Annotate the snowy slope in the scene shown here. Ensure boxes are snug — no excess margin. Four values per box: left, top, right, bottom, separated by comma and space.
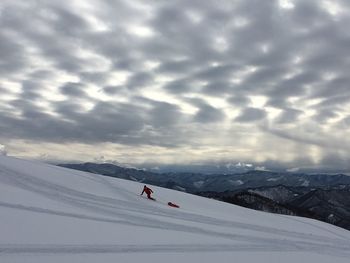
0, 156, 350, 263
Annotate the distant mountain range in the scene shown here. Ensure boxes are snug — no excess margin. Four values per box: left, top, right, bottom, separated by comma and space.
58, 162, 350, 193
58, 162, 350, 230
198, 184, 350, 231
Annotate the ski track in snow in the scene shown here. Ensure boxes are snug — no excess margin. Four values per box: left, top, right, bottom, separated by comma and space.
1, 164, 350, 258
0, 243, 349, 257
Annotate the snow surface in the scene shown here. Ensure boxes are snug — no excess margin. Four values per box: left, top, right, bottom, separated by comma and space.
193, 180, 205, 188
302, 179, 310, 187
0, 155, 350, 263
228, 179, 244, 185
267, 177, 280, 182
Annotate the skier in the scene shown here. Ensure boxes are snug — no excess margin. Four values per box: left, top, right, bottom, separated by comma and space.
141, 185, 155, 200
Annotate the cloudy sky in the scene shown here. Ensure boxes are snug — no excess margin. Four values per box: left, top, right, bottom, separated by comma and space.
0, 0, 350, 172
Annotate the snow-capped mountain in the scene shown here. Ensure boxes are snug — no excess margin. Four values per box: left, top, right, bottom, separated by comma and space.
1, 155, 350, 263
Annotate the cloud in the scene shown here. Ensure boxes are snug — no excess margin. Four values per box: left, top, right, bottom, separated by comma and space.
156, 58, 196, 76
235, 107, 267, 123
162, 79, 195, 94
102, 85, 126, 95
201, 81, 233, 97
312, 109, 338, 123
227, 95, 252, 107
0, 31, 26, 74
190, 98, 226, 123
0, 144, 7, 155
0, 0, 350, 171
60, 82, 87, 97
126, 71, 154, 90
148, 101, 185, 128
275, 108, 303, 123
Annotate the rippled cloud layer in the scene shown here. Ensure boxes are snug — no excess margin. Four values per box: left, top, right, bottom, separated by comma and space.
0, 0, 349, 171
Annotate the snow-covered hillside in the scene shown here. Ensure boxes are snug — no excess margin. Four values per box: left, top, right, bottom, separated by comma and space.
1, 156, 350, 263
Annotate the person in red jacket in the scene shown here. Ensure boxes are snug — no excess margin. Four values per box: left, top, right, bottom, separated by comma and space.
141, 185, 155, 200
